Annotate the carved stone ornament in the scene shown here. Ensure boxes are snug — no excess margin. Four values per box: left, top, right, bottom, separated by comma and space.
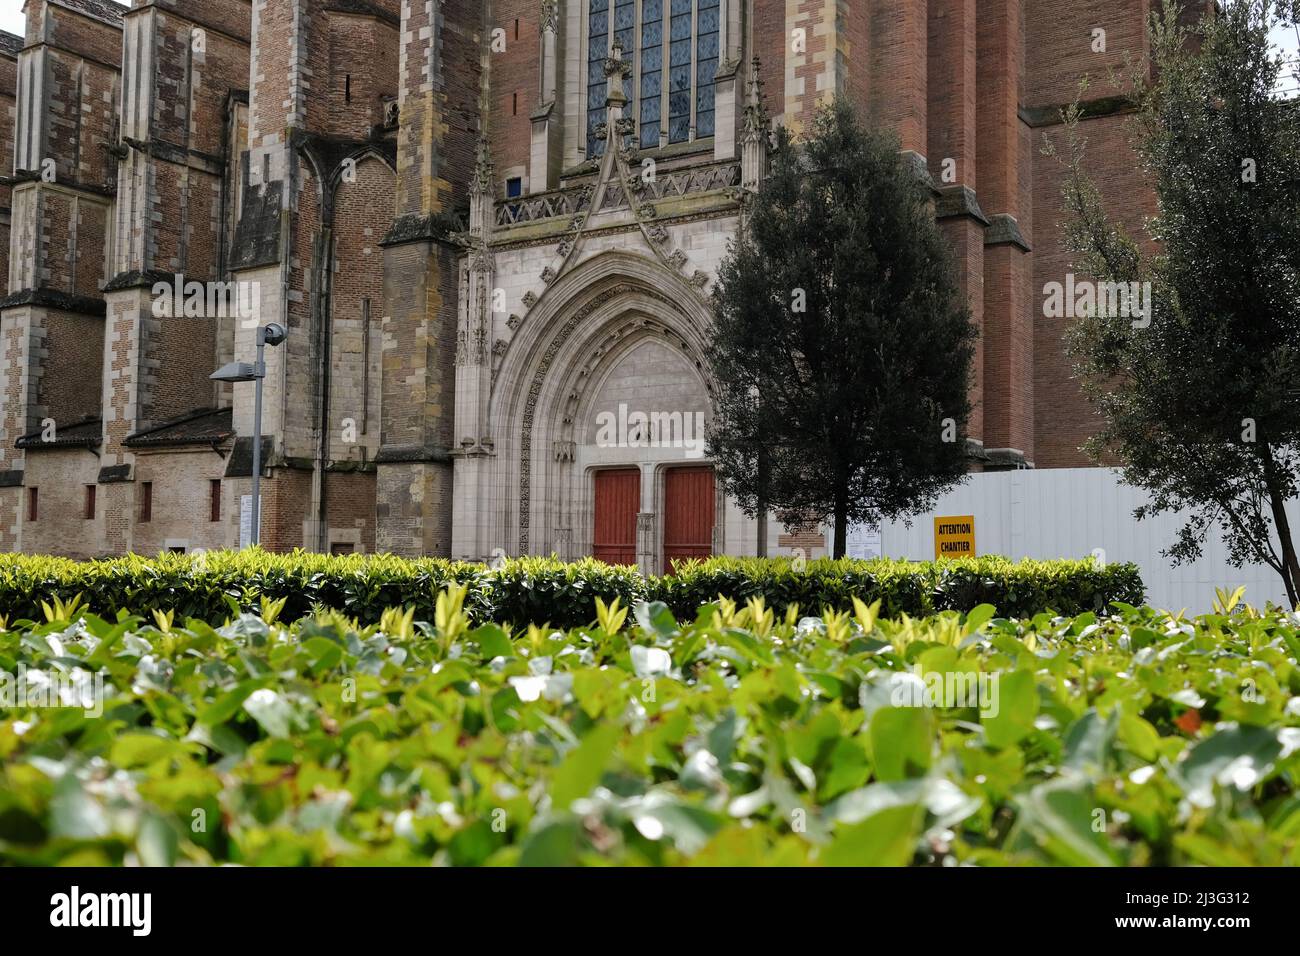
541, 0, 559, 34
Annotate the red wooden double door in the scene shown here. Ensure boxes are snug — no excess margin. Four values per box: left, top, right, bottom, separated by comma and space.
593, 466, 715, 570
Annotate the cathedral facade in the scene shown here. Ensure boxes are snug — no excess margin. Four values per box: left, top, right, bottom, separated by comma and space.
0, 0, 1200, 569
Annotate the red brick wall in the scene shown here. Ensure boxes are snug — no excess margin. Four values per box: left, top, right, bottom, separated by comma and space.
982, 243, 1033, 455
247, 0, 298, 148
188, 18, 253, 157
0, 307, 33, 467
247, 468, 378, 555
73, 197, 107, 296
0, 48, 17, 215
293, 3, 399, 136
1032, 113, 1158, 467
489, 0, 539, 184
393, 0, 481, 217
1023, 1, 1208, 467
787, 0, 831, 132
149, 10, 196, 148
326, 13, 399, 140
261, 467, 311, 553
42, 50, 119, 190
41, 308, 103, 424
940, 215, 985, 443
283, 160, 321, 460
152, 310, 219, 421
927, 0, 977, 189
151, 161, 187, 273
1018, 108, 1034, 241
977, 0, 1021, 218
6, 4, 119, 319
1025, 0, 1151, 108
324, 469, 377, 552
175, 0, 254, 44
138, 6, 250, 281
867, 0, 926, 153
42, 191, 74, 289
752, 0, 787, 123
329, 155, 393, 462
41, 3, 124, 66
0, 40, 13, 293
0, 487, 19, 552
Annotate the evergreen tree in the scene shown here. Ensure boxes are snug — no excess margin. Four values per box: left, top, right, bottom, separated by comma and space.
708, 100, 978, 558
1059, 0, 1300, 603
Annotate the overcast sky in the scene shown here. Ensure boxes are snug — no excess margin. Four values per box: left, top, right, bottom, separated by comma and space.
0, 1, 1296, 90
0, 0, 38, 38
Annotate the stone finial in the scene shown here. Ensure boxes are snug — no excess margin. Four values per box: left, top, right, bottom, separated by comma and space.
473, 133, 494, 193
541, 0, 559, 34
468, 11, 497, 240
741, 57, 771, 193
743, 58, 767, 126
607, 37, 627, 71
469, 134, 495, 239
604, 39, 632, 100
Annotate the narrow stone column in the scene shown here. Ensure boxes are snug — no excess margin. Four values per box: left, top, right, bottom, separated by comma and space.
531, 0, 564, 192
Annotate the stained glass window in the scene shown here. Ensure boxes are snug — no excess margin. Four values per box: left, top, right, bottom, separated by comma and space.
696, 0, 720, 138
585, 0, 723, 158
668, 0, 692, 144
587, 0, 610, 158
639, 0, 663, 149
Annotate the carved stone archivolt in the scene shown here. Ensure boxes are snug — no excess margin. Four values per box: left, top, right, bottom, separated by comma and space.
514, 279, 709, 553
484, 49, 765, 556
517, 284, 641, 550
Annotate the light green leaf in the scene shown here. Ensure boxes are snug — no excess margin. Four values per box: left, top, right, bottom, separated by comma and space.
869, 707, 933, 781
550, 722, 620, 808
821, 804, 920, 866
983, 668, 1037, 748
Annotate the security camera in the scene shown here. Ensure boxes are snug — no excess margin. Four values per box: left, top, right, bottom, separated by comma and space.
261, 323, 287, 347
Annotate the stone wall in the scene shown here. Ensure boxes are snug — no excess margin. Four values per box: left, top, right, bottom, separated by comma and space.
0, 32, 20, 299
126, 447, 231, 555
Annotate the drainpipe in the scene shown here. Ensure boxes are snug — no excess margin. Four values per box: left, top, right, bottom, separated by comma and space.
314, 217, 334, 555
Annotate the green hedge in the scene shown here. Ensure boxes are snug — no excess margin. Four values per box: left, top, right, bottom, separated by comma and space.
655, 555, 1144, 621
4, 589, 1292, 866
0, 550, 1144, 626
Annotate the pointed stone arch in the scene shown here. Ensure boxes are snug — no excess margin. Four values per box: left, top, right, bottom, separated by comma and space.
476, 250, 719, 560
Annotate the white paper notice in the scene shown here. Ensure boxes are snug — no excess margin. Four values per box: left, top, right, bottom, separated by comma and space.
239, 495, 262, 549
845, 522, 882, 560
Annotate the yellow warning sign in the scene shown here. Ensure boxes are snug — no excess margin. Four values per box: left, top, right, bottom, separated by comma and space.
935, 516, 976, 559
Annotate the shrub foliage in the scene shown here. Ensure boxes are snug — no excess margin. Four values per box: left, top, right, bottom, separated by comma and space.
0, 551, 1144, 626
0, 588, 1295, 865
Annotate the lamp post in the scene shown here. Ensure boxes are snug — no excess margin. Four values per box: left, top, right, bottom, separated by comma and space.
211, 322, 286, 547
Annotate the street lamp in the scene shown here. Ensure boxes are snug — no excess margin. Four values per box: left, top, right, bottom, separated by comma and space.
211, 322, 286, 547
